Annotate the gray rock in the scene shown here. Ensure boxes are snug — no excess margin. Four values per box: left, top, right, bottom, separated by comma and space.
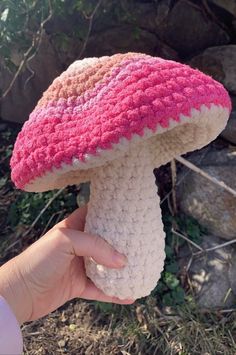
76, 182, 90, 207
179, 235, 236, 308
189, 45, 236, 94
0, 122, 7, 132
0, 33, 62, 123
85, 25, 179, 60
209, 0, 236, 17
228, 253, 236, 296
156, 0, 172, 26
221, 110, 236, 145
85, 25, 157, 56
119, 1, 158, 33
155, 0, 230, 57
177, 148, 236, 240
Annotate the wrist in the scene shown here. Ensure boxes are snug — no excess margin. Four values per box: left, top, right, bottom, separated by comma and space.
0, 258, 32, 324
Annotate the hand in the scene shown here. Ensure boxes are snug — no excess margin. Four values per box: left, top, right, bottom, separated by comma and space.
0, 206, 133, 324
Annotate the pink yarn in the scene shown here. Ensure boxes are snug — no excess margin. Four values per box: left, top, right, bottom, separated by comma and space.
11, 55, 231, 189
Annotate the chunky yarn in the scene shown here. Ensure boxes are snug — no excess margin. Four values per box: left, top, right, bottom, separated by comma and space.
11, 53, 231, 191
11, 53, 231, 299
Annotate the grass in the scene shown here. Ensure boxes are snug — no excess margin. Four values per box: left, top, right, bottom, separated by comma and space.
21, 298, 236, 354
1, 122, 236, 354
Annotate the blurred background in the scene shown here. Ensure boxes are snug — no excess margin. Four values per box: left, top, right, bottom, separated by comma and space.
1, 1, 236, 354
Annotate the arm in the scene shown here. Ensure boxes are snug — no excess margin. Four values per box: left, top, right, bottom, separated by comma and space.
0, 296, 23, 355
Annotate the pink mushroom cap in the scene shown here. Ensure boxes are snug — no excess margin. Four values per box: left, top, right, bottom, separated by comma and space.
11, 53, 231, 191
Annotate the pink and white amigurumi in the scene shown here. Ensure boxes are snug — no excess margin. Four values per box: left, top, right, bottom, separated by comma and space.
11, 53, 231, 300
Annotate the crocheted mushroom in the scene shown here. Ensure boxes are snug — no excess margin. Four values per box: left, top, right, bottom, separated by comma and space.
11, 53, 231, 300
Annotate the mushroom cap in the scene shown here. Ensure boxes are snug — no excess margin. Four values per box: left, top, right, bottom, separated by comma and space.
11, 53, 231, 192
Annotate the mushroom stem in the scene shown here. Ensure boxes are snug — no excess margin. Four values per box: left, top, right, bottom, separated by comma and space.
85, 141, 165, 299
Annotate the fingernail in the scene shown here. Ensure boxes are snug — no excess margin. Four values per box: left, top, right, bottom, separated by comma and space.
113, 251, 127, 267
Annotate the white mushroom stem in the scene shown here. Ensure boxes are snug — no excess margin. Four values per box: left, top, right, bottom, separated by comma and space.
84, 141, 165, 300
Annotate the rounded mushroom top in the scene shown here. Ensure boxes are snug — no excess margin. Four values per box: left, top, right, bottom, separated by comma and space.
11, 52, 231, 191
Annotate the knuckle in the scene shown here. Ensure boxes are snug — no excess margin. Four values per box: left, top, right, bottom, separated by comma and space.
93, 234, 109, 253
50, 227, 69, 247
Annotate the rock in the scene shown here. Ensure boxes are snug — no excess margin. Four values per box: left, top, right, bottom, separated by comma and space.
177, 148, 236, 240
156, 0, 172, 26
228, 253, 236, 296
0, 33, 63, 123
99, 1, 158, 33
221, 110, 236, 145
125, 2, 157, 33
221, 96, 236, 144
76, 182, 90, 207
189, 45, 236, 94
85, 25, 156, 56
179, 235, 236, 308
155, 0, 230, 57
58, 339, 66, 348
84, 25, 179, 60
0, 122, 7, 132
209, 0, 236, 17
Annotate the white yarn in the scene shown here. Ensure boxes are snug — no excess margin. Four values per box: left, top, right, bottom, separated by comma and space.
84, 141, 166, 299
22, 103, 229, 300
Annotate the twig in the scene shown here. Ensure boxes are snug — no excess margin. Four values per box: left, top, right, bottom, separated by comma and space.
167, 194, 174, 217
228, 329, 236, 347
0, 0, 53, 99
40, 209, 65, 236
4, 239, 21, 254
205, 238, 236, 252
170, 159, 177, 215
193, 238, 236, 257
23, 331, 42, 337
54, 209, 65, 225
78, 0, 103, 59
39, 212, 58, 237
0, 43, 36, 100
171, 228, 203, 251
24, 0, 53, 89
175, 156, 236, 198
223, 288, 232, 304
24, 57, 36, 90
160, 147, 210, 205
200, 307, 236, 314
186, 254, 194, 272
173, 228, 236, 258
22, 187, 65, 238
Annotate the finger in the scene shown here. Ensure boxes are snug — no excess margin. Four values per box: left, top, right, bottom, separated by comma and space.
58, 228, 128, 269
80, 279, 134, 304
57, 205, 88, 231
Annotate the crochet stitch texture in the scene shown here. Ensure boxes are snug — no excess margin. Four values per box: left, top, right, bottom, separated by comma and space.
11, 53, 231, 299
11, 53, 230, 190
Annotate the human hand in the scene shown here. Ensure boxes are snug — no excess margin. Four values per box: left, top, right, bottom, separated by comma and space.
0, 206, 133, 325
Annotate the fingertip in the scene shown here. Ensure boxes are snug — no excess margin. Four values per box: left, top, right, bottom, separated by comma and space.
112, 297, 135, 305
112, 252, 128, 268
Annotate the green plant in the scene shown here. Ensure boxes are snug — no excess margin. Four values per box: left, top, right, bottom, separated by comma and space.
152, 212, 205, 307
0, 0, 100, 73
7, 189, 77, 229
93, 301, 115, 315
1, 0, 52, 70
